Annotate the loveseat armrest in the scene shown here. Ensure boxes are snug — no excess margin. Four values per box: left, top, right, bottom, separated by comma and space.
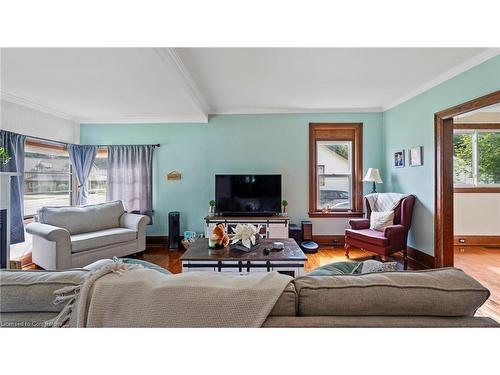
384, 224, 405, 238
119, 212, 150, 232
26, 222, 70, 243
349, 218, 370, 230
26, 223, 72, 270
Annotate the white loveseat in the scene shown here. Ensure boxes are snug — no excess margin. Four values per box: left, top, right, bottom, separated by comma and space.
26, 201, 150, 270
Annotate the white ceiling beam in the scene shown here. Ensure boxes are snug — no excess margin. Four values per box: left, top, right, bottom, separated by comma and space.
155, 48, 210, 122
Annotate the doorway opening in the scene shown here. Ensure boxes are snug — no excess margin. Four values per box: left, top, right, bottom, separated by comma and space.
435, 90, 500, 322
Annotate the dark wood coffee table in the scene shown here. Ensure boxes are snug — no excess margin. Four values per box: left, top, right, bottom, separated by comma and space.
181, 238, 307, 277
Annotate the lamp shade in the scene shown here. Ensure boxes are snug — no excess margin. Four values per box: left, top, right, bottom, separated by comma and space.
362, 168, 383, 183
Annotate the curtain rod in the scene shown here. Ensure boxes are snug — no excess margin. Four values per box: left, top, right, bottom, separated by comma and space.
3, 130, 160, 148
95, 143, 161, 148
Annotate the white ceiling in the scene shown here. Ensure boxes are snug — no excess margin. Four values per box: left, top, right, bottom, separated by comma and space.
1, 48, 209, 123
1, 48, 498, 123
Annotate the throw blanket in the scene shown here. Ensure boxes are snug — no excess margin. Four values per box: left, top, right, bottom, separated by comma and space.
365, 192, 410, 212
51, 262, 292, 328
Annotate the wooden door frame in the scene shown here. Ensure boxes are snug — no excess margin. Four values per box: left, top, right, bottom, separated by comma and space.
434, 90, 500, 268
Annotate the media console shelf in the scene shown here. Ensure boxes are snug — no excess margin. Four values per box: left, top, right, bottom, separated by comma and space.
204, 215, 289, 239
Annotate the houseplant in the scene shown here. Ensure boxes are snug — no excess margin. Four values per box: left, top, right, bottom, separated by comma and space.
282, 199, 288, 215
208, 199, 216, 215
0, 147, 12, 165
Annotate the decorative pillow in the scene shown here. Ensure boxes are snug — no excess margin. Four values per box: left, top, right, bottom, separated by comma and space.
360, 259, 398, 273
370, 210, 394, 231
113, 257, 172, 275
307, 261, 362, 276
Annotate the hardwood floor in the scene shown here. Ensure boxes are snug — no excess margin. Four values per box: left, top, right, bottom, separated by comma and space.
454, 246, 500, 323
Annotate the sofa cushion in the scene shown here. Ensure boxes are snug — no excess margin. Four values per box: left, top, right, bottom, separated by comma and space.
0, 269, 89, 313
269, 282, 297, 316
262, 316, 500, 328
345, 228, 389, 246
293, 268, 490, 317
71, 228, 137, 253
37, 201, 125, 235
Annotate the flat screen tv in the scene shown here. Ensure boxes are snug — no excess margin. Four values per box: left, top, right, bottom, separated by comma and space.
215, 174, 282, 216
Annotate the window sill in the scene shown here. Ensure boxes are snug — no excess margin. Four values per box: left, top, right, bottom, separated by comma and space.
454, 187, 500, 193
308, 211, 364, 218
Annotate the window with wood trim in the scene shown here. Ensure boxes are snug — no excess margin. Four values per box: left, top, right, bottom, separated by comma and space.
453, 124, 500, 192
309, 123, 363, 217
23, 139, 74, 218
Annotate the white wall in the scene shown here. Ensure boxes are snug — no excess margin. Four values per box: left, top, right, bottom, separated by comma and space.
1, 100, 80, 143
311, 217, 351, 236
454, 193, 500, 235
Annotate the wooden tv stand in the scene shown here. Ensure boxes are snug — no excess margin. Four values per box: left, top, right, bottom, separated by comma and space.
204, 215, 289, 239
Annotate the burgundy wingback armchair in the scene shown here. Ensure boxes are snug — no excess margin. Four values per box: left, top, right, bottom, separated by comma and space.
345, 195, 416, 267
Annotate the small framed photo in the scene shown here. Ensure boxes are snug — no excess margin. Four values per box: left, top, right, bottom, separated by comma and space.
409, 146, 423, 167
394, 150, 405, 168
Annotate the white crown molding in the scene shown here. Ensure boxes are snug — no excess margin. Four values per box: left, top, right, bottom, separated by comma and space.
4, 49, 498, 123
1, 91, 209, 124
154, 48, 210, 121
382, 48, 500, 111
80, 114, 208, 124
1, 91, 78, 123
211, 107, 383, 115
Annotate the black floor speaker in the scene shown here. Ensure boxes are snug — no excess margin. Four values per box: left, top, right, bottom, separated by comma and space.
289, 224, 302, 244
168, 211, 180, 249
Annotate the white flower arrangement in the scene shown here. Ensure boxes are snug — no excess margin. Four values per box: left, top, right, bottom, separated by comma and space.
231, 223, 262, 249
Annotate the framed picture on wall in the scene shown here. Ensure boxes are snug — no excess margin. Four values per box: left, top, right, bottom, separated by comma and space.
394, 150, 405, 168
409, 146, 423, 167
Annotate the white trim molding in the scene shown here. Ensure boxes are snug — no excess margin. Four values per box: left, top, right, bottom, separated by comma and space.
1, 91, 209, 125
154, 48, 210, 121
382, 48, 500, 111
211, 107, 383, 115
1, 91, 78, 123
80, 114, 208, 124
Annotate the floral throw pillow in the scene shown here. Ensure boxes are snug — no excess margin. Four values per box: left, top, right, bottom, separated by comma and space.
360, 259, 398, 273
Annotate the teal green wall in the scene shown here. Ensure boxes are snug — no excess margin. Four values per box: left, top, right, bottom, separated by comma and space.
80, 55, 500, 255
81, 113, 383, 235
383, 55, 500, 255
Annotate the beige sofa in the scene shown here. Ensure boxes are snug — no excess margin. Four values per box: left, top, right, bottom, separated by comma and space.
26, 201, 150, 270
1, 264, 498, 328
